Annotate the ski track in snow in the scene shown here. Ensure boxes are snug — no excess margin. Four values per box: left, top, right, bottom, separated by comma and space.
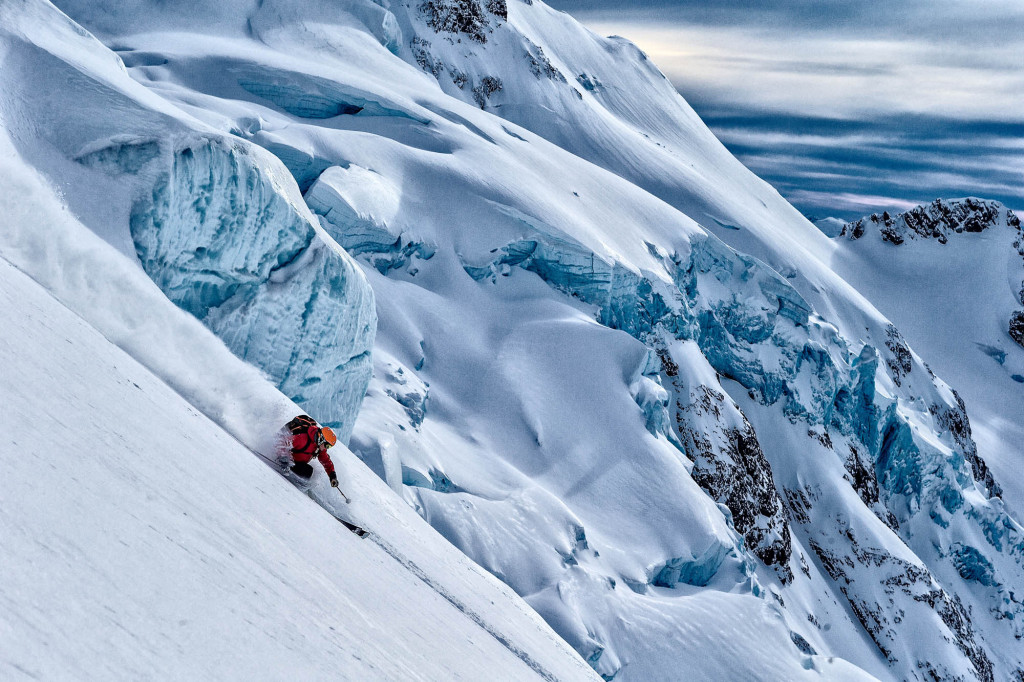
367, 532, 561, 682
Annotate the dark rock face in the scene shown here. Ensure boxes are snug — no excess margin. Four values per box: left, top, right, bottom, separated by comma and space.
884, 324, 912, 387
843, 444, 878, 505
841, 198, 1015, 245
419, 0, 506, 43
790, 631, 816, 656
484, 0, 507, 19
411, 36, 443, 77
408, 34, 503, 108
1010, 311, 1024, 349
525, 41, 565, 83
660, 351, 793, 576
1014, 225, 1024, 348
930, 390, 1001, 498
803, 515, 994, 682
842, 443, 900, 530
471, 75, 502, 108
926, 590, 994, 682
717, 422, 792, 569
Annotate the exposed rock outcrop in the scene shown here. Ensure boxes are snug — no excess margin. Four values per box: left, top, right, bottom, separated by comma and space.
841, 198, 1017, 245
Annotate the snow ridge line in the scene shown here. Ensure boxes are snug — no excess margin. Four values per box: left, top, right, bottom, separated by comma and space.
243, 446, 569, 681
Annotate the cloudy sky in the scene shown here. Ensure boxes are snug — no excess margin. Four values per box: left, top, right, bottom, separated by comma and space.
546, 0, 1024, 221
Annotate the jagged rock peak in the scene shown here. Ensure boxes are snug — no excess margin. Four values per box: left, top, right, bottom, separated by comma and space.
841, 197, 1024, 351
841, 198, 1020, 245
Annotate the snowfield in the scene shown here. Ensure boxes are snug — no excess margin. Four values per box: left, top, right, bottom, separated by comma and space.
1, 0, 1021, 679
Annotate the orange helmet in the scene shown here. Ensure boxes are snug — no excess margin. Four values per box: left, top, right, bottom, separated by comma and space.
319, 426, 338, 448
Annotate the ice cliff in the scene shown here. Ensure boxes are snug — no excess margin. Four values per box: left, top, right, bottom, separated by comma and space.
128, 138, 375, 441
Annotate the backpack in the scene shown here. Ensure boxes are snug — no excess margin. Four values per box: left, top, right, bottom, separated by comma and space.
286, 415, 320, 455
286, 414, 318, 435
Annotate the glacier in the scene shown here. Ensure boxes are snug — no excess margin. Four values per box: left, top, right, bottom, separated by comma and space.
2, 0, 1022, 679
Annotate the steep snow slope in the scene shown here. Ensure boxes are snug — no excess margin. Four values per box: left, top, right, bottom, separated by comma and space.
385, 0, 876, 330
390, 0, 835, 270
0, 257, 564, 680
831, 199, 1024, 513
12, 0, 1024, 679
0, 126, 598, 681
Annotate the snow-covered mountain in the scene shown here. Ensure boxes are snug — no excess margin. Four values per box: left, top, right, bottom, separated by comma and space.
832, 198, 1024, 513
2, 0, 1022, 679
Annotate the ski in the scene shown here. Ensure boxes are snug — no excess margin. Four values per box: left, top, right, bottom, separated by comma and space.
243, 444, 368, 536
338, 519, 369, 538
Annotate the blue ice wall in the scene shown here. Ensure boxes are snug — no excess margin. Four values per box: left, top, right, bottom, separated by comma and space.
129, 138, 376, 441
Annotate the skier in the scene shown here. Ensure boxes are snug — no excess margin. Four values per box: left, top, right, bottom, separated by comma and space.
278, 414, 340, 489
275, 415, 367, 535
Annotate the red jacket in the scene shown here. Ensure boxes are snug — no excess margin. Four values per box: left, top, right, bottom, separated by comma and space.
291, 426, 336, 475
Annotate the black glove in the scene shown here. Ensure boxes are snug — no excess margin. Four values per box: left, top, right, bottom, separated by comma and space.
329, 473, 339, 488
